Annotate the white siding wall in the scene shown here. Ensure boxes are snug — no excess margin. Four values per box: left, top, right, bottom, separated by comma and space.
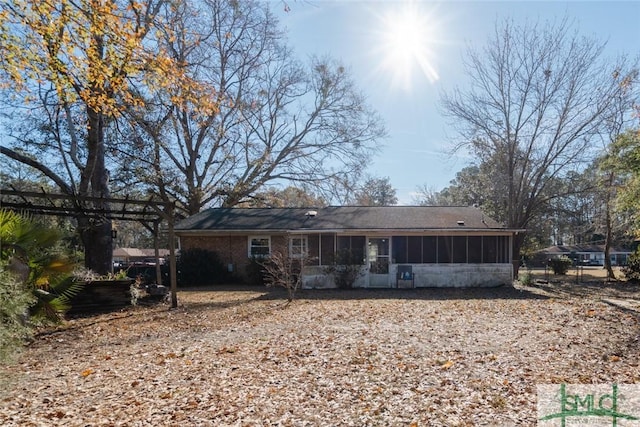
301, 263, 512, 289
403, 264, 512, 288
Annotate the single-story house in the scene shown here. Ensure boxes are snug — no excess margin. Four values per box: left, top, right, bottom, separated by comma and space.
113, 247, 170, 266
175, 206, 522, 288
536, 244, 633, 266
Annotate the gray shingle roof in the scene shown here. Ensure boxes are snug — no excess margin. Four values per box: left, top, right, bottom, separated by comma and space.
175, 206, 507, 233
540, 244, 632, 254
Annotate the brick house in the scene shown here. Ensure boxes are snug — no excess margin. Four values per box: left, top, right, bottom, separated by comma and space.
112, 247, 170, 265
174, 206, 521, 288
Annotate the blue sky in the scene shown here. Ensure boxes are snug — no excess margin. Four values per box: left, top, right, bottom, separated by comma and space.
275, 1, 640, 204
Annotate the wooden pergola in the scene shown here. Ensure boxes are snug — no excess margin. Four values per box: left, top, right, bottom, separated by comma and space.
0, 188, 179, 308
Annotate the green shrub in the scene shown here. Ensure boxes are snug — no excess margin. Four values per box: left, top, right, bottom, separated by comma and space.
0, 210, 80, 323
622, 249, 640, 282
549, 256, 572, 275
519, 270, 534, 286
177, 248, 227, 286
0, 267, 35, 364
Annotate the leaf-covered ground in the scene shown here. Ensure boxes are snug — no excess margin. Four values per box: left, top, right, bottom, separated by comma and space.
2, 279, 640, 426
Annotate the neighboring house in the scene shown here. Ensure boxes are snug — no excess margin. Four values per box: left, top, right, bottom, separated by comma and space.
536, 244, 633, 267
113, 247, 169, 266
175, 206, 522, 288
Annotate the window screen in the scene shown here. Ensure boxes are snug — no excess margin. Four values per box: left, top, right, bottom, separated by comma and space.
393, 236, 408, 264
452, 236, 467, 263
438, 236, 452, 263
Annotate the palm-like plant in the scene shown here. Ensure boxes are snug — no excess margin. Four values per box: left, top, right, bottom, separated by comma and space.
0, 210, 83, 322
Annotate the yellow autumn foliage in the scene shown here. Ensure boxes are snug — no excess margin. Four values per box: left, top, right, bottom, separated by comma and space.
0, 0, 219, 117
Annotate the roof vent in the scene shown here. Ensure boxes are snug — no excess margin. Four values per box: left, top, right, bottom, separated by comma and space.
457, 220, 465, 226
305, 210, 318, 217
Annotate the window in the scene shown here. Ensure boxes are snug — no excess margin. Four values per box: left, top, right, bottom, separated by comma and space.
498, 235, 510, 263
392, 236, 407, 263
307, 235, 320, 265
422, 236, 437, 263
408, 236, 423, 263
468, 236, 482, 263
248, 236, 270, 258
482, 236, 497, 263
438, 236, 452, 263
336, 236, 366, 264
453, 236, 467, 263
320, 234, 335, 265
385, 235, 514, 264
289, 236, 308, 258
351, 236, 366, 262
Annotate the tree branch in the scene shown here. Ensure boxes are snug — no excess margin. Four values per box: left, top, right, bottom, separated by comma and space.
0, 146, 74, 195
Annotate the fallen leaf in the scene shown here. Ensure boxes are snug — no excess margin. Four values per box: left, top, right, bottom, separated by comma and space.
217, 346, 237, 354
80, 369, 94, 377
441, 360, 454, 369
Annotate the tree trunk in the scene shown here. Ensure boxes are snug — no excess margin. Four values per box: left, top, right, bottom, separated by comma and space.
78, 97, 112, 274
512, 232, 526, 279
75, 32, 113, 276
81, 135, 113, 275
80, 217, 113, 275
603, 173, 616, 280
604, 223, 615, 280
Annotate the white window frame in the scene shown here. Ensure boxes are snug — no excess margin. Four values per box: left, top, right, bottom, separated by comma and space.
248, 236, 271, 258
289, 236, 308, 259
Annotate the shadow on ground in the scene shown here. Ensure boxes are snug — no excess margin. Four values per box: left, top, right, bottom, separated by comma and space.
60, 279, 640, 323
176, 283, 550, 302
525, 279, 640, 299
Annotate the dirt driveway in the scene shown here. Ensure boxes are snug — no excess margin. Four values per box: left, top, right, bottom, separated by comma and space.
2, 280, 639, 426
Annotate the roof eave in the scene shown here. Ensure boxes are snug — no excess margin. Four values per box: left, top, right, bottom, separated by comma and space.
175, 228, 525, 235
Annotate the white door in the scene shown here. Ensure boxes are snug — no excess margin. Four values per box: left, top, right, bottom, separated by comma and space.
368, 237, 390, 287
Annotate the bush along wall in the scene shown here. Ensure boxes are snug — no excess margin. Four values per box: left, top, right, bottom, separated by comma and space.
177, 248, 228, 286
244, 256, 269, 286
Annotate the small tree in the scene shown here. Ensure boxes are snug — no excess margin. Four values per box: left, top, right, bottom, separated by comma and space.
354, 176, 398, 206
622, 249, 640, 282
323, 249, 365, 289
549, 256, 572, 275
260, 250, 304, 302
0, 267, 35, 364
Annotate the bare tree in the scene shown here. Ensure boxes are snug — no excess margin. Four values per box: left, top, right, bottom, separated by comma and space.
119, 0, 384, 215
260, 247, 305, 302
440, 17, 638, 267
240, 186, 327, 208
412, 184, 445, 206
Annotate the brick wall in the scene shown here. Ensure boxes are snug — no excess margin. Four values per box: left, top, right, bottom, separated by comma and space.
179, 234, 288, 282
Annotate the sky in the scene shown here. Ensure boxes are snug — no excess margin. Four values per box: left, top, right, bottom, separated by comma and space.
274, 0, 640, 204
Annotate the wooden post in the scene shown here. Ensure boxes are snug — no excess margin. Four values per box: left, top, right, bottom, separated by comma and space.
167, 203, 178, 309
153, 220, 162, 286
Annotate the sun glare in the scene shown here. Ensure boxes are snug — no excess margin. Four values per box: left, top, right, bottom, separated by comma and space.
374, 3, 441, 91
